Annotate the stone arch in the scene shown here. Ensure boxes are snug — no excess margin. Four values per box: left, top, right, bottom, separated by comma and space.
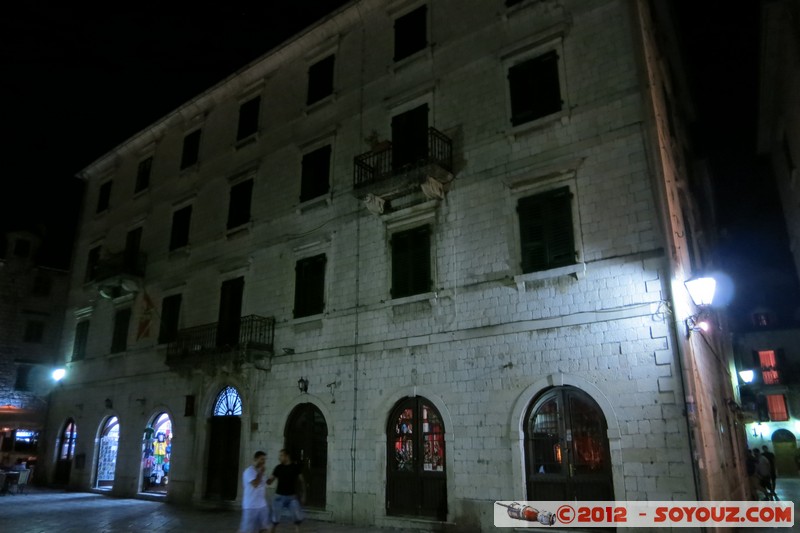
508, 373, 623, 500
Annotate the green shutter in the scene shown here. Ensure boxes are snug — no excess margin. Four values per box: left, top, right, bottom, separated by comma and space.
519, 187, 574, 273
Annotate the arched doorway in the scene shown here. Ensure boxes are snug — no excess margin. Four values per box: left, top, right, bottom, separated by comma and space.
386, 397, 447, 520
284, 403, 328, 508
141, 413, 173, 494
772, 429, 798, 477
95, 416, 120, 489
205, 386, 242, 501
525, 386, 613, 501
53, 418, 77, 485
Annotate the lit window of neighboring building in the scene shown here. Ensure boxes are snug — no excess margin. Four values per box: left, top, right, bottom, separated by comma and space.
758, 350, 780, 385
766, 394, 789, 421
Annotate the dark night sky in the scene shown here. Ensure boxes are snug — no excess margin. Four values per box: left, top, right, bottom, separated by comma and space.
1, 2, 798, 327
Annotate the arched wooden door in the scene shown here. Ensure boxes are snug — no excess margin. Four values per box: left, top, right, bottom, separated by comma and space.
284, 403, 328, 508
206, 386, 242, 501
53, 418, 77, 485
95, 416, 119, 489
772, 429, 799, 477
525, 387, 613, 501
386, 397, 447, 520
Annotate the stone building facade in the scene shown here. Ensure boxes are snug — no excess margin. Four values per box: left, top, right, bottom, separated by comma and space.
43, 1, 746, 529
758, 0, 800, 283
0, 230, 69, 472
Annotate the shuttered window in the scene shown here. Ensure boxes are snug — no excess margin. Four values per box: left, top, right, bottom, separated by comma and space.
300, 145, 332, 202
110, 308, 132, 354
85, 246, 101, 282
227, 179, 254, 229
307, 55, 335, 105
294, 254, 326, 318
391, 225, 431, 298
508, 51, 562, 126
518, 187, 575, 273
72, 321, 90, 361
97, 181, 112, 213
394, 5, 427, 61
180, 129, 201, 169
237, 96, 260, 140
169, 205, 192, 251
766, 394, 789, 422
135, 156, 152, 193
158, 294, 182, 344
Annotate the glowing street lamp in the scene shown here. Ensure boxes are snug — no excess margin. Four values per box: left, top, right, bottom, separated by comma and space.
739, 370, 755, 384
685, 276, 717, 307
52, 368, 66, 382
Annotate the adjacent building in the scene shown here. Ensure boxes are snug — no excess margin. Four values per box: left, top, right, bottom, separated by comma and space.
0, 230, 69, 474
758, 0, 800, 282
43, 1, 746, 529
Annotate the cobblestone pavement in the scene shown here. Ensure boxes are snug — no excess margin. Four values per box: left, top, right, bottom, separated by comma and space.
0, 489, 423, 533
1, 481, 798, 532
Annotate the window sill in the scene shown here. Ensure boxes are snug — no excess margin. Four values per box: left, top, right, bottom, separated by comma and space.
168, 246, 191, 259
507, 108, 569, 140
502, 0, 537, 20
296, 194, 332, 214
179, 163, 200, 176
514, 262, 585, 290
391, 46, 432, 75
93, 209, 109, 219
389, 291, 436, 306
291, 314, 324, 333
225, 221, 252, 239
133, 188, 149, 200
235, 132, 259, 150
304, 94, 336, 115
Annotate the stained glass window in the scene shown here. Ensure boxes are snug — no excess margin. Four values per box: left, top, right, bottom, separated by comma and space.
213, 386, 243, 416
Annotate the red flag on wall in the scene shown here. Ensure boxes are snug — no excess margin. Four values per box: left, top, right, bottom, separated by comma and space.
137, 291, 156, 340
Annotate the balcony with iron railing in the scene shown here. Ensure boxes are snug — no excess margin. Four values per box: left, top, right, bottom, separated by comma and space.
165, 315, 275, 371
92, 251, 147, 283
352, 127, 453, 201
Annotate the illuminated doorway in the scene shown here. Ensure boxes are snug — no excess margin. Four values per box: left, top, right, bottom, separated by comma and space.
205, 386, 242, 501
386, 397, 447, 520
772, 429, 798, 477
141, 413, 172, 494
95, 416, 119, 489
53, 418, 77, 485
524, 387, 613, 501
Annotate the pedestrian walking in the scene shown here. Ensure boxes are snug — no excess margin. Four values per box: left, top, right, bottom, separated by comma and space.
268, 449, 305, 532
241, 451, 271, 533
754, 449, 773, 501
745, 449, 759, 500
761, 445, 778, 499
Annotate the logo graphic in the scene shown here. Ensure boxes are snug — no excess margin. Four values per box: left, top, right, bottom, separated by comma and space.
496, 502, 557, 525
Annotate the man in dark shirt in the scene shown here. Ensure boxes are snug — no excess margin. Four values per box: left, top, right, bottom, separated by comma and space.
267, 449, 304, 532
761, 445, 778, 499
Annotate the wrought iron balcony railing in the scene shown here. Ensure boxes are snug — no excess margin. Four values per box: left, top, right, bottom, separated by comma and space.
92, 251, 147, 282
353, 127, 453, 189
166, 315, 275, 365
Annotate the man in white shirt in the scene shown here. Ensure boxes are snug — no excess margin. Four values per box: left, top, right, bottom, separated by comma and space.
241, 451, 271, 533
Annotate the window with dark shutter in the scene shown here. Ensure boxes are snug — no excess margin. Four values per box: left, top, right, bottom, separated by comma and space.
169, 205, 193, 251
86, 246, 101, 282
518, 187, 575, 273
72, 321, 90, 361
294, 254, 326, 318
508, 51, 562, 126
307, 55, 335, 105
97, 181, 112, 213
227, 179, 254, 229
237, 96, 261, 141
23, 320, 45, 343
135, 156, 152, 193
391, 225, 431, 298
14, 365, 32, 391
300, 145, 332, 202
158, 294, 183, 344
391, 104, 428, 170
394, 5, 427, 61
110, 308, 132, 353
181, 129, 201, 169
